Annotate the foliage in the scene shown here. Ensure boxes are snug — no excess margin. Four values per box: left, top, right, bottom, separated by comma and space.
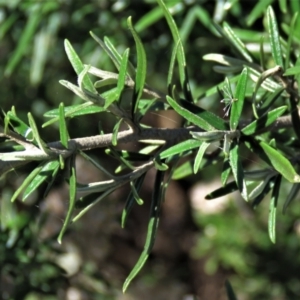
1, 0, 300, 299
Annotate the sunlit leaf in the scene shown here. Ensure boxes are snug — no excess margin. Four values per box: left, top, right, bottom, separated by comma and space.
267, 6, 284, 68
260, 141, 300, 182
230, 68, 248, 130
268, 175, 281, 244
58, 103, 69, 148
64, 39, 96, 93
23, 160, 60, 201
160, 139, 202, 159
194, 141, 210, 174
241, 106, 287, 135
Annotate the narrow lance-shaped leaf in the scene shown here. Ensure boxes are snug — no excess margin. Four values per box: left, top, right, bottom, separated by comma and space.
116, 49, 130, 103
27, 113, 49, 154
194, 142, 210, 174
123, 169, 165, 292
11, 164, 44, 202
221, 159, 231, 186
64, 39, 96, 93
205, 181, 238, 200
230, 68, 248, 130
229, 141, 248, 200
59, 103, 69, 148
167, 41, 180, 96
267, 6, 284, 68
260, 141, 300, 183
241, 106, 287, 135
268, 175, 281, 244
283, 183, 300, 214
160, 139, 202, 159
127, 17, 147, 116
58, 155, 77, 244
166, 96, 216, 131
285, 12, 298, 70
156, 0, 193, 102
112, 118, 123, 146
23, 160, 60, 201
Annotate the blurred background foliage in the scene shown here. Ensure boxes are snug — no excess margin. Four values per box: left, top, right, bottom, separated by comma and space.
1, 0, 300, 299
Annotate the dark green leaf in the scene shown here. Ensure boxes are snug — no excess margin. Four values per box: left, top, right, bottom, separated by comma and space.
205, 181, 238, 200
285, 13, 298, 69
58, 155, 77, 244
267, 6, 284, 68
6, 111, 33, 140
268, 175, 281, 243
260, 141, 300, 182
225, 279, 238, 300
283, 183, 300, 214
229, 141, 248, 200
252, 176, 275, 208
75, 192, 103, 209
116, 48, 130, 102
123, 169, 165, 292
130, 181, 144, 205
241, 106, 287, 135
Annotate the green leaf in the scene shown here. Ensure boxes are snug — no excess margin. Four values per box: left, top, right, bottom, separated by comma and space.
23, 160, 60, 201
160, 139, 202, 159
166, 96, 216, 131
64, 39, 96, 93
252, 176, 275, 208
268, 175, 281, 244
221, 159, 231, 186
130, 181, 144, 205
241, 106, 287, 135
194, 142, 210, 174
112, 118, 123, 146
116, 48, 130, 102
4, 6, 41, 76
127, 17, 147, 116
267, 6, 284, 68
172, 160, 193, 180
225, 279, 238, 300
58, 103, 69, 149
179, 100, 227, 130
222, 22, 253, 62
256, 87, 284, 116
260, 141, 300, 182
156, 0, 193, 102
167, 40, 180, 95
205, 181, 238, 200
27, 113, 49, 154
283, 183, 300, 214
58, 155, 77, 244
11, 164, 44, 202
230, 68, 248, 130
122, 173, 146, 228
104, 36, 136, 77
246, 0, 273, 26
284, 66, 300, 76
229, 141, 248, 200
43, 103, 104, 127
6, 111, 33, 141
123, 169, 165, 292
